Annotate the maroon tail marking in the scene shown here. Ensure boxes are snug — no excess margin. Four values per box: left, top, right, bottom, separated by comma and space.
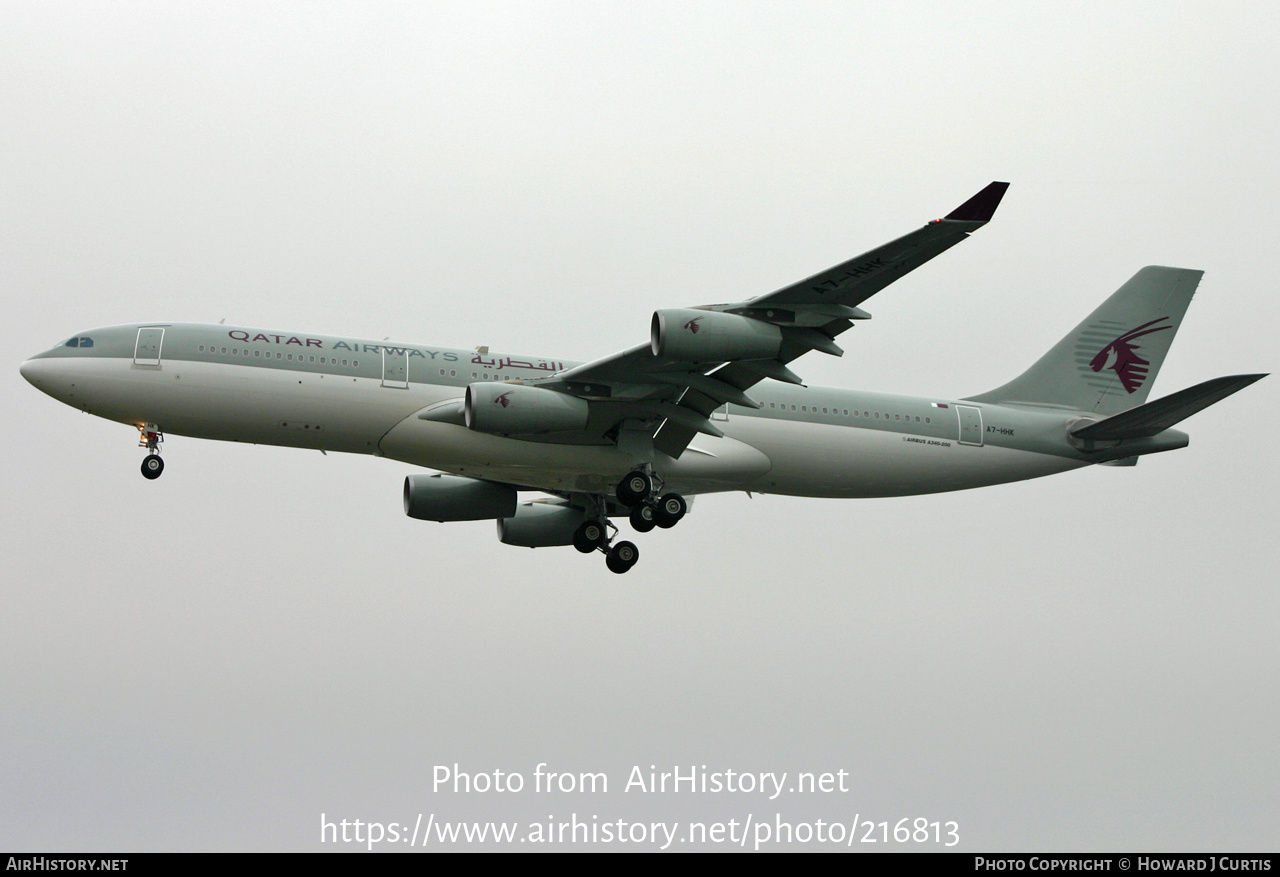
1089, 317, 1172, 394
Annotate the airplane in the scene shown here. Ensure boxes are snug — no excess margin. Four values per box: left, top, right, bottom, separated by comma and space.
20, 182, 1267, 573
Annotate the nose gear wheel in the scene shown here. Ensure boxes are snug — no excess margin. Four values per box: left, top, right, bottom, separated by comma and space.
137, 424, 165, 479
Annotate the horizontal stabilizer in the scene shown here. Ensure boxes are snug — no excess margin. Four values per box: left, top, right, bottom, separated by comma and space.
1070, 374, 1267, 441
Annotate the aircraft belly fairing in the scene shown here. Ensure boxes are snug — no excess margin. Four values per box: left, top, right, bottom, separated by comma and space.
377, 412, 772, 495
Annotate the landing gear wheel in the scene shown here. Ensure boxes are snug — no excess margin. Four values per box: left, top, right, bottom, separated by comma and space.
573, 520, 607, 554
616, 469, 653, 507
606, 540, 640, 574
630, 504, 656, 533
141, 455, 164, 480
653, 492, 686, 529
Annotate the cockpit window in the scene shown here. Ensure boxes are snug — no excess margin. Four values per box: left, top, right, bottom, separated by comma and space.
64, 337, 94, 348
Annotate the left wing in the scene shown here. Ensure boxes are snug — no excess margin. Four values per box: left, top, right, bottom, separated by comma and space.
532, 182, 1009, 458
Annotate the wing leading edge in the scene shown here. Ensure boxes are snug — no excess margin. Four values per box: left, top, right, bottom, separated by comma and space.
538, 182, 1010, 458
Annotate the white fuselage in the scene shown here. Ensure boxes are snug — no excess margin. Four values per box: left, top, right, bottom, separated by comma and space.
21, 322, 1092, 499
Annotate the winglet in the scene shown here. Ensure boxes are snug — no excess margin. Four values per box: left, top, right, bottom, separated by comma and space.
944, 181, 1010, 223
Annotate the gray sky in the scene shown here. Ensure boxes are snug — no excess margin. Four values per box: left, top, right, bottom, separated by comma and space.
3, 1, 1277, 851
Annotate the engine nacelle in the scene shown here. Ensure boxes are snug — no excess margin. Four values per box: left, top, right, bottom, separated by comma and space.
465, 383, 590, 435
651, 308, 783, 361
403, 474, 517, 521
497, 502, 585, 548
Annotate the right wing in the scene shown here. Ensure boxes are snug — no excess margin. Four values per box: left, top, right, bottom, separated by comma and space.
535, 182, 1010, 457
744, 180, 1010, 312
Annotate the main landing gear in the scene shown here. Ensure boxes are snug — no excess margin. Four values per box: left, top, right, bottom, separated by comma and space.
618, 468, 686, 530
576, 468, 688, 574
138, 424, 165, 480
572, 517, 640, 575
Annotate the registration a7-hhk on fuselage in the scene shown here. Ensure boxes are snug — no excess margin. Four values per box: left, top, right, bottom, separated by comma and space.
21, 182, 1266, 573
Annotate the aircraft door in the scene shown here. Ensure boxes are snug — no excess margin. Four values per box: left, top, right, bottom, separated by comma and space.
957, 405, 983, 446
134, 327, 164, 367
382, 347, 409, 389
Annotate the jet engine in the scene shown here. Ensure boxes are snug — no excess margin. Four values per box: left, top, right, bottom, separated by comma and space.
497, 502, 586, 548
403, 473, 517, 521
464, 383, 590, 435
651, 308, 782, 361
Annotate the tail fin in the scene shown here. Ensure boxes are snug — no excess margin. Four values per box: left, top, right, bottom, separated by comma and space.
966, 266, 1202, 415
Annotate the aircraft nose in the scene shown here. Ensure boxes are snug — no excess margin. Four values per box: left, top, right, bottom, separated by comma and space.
19, 358, 47, 387
20, 357, 69, 400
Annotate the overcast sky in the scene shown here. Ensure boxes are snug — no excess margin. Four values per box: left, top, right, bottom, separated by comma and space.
3, 1, 1278, 851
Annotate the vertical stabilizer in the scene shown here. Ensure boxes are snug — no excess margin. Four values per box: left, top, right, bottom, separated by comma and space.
965, 266, 1202, 415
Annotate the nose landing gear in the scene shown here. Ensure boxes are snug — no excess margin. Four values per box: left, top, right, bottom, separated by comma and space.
137, 424, 164, 480
140, 454, 165, 479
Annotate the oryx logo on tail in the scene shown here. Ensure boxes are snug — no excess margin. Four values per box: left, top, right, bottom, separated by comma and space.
1089, 317, 1172, 394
